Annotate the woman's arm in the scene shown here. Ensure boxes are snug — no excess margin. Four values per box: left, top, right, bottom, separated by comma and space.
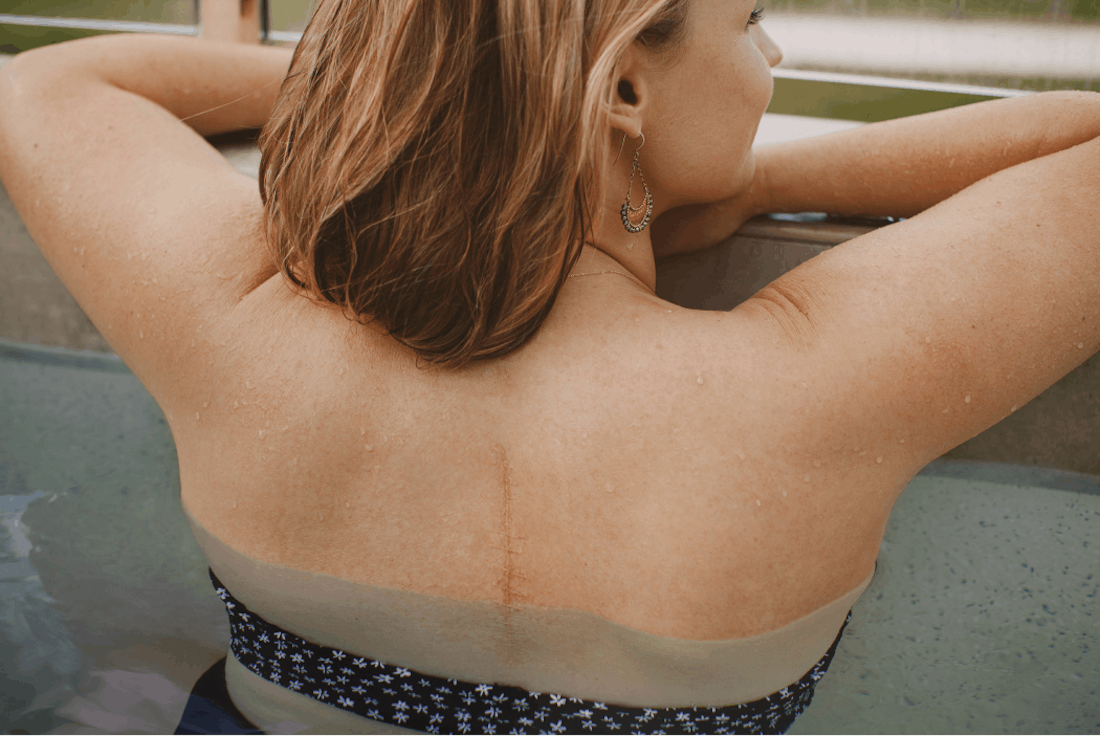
756, 91, 1100, 218
653, 91, 1100, 256
3, 33, 294, 137
0, 34, 292, 401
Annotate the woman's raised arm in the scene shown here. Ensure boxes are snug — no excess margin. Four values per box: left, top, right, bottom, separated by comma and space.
756, 91, 1100, 219
0, 35, 292, 403
653, 91, 1100, 255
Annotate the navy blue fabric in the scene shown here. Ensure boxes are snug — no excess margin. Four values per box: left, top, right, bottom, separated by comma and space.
176, 656, 262, 735
187, 568, 852, 734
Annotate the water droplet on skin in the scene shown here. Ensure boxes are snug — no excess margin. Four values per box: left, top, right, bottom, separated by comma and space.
195, 412, 200, 420
965, 395, 971, 403
925, 336, 931, 343
737, 452, 746, 460
1077, 342, 1085, 349
900, 438, 906, 444
360, 428, 366, 435
139, 330, 144, 339
292, 456, 299, 466
259, 430, 265, 438
877, 456, 883, 463
319, 513, 325, 521
782, 491, 788, 497
365, 444, 374, 451
813, 460, 822, 468
697, 375, 704, 385
859, 450, 868, 456
803, 474, 810, 482
951, 297, 957, 302
345, 502, 350, 509
203, 401, 209, 408
1010, 406, 1018, 412
755, 499, 762, 506
605, 483, 615, 493
232, 500, 237, 509
801, 382, 808, 388
943, 408, 949, 413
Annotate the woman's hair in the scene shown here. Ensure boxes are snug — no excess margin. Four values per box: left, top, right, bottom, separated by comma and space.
259, 0, 688, 366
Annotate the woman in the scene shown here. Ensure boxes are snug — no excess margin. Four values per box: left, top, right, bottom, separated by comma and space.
1, 0, 1098, 731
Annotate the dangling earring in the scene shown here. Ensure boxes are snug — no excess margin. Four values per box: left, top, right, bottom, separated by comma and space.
618, 133, 653, 234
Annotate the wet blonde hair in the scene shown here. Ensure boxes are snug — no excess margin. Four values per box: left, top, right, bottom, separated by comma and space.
259, 0, 688, 366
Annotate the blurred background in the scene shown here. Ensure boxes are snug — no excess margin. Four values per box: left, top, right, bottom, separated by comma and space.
2, 0, 1098, 97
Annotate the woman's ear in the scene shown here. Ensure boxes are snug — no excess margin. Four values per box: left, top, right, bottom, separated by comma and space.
607, 70, 646, 141
607, 48, 648, 141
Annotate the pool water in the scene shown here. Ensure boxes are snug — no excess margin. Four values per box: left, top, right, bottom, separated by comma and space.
1, 339, 1097, 734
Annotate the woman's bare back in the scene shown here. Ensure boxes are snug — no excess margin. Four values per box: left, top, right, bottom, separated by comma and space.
178, 263, 891, 643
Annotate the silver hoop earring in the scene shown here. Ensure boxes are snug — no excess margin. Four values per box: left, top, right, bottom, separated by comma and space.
620, 134, 652, 234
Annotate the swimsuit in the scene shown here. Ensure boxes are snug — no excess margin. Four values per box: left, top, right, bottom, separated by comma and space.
177, 569, 853, 735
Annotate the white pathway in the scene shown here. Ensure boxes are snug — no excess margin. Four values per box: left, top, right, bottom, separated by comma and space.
763, 13, 1100, 81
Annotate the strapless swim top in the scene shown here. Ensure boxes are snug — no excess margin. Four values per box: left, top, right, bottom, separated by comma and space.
211, 568, 851, 734
183, 505, 874, 734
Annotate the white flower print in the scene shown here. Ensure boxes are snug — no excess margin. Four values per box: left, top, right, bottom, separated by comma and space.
209, 567, 845, 736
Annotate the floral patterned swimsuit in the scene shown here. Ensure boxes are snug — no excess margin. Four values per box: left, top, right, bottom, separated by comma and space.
175, 569, 851, 735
